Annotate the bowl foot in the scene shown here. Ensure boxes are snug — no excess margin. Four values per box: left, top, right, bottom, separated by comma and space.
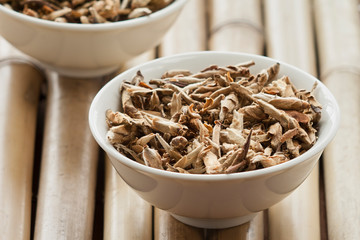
170, 213, 258, 229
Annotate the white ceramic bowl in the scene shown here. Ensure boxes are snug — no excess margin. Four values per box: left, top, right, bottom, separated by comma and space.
89, 51, 340, 229
0, 0, 187, 77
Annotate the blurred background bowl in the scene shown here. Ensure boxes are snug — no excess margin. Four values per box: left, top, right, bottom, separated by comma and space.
89, 51, 340, 229
0, 0, 187, 77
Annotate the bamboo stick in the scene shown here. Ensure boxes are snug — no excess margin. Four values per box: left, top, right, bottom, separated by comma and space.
207, 0, 264, 238
153, 0, 207, 237
103, 51, 155, 240
206, 212, 264, 240
263, 1, 321, 239
34, 74, 102, 239
314, 0, 360, 75
208, 0, 263, 54
0, 37, 24, 58
120, 50, 156, 72
314, 0, 360, 239
104, 156, 152, 240
154, 209, 205, 239
264, 0, 317, 74
159, 0, 206, 55
0, 60, 44, 240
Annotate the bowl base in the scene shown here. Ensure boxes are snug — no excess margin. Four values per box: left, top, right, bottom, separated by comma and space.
170, 213, 258, 229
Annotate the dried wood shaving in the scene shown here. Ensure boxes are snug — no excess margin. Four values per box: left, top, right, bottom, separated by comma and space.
106, 61, 322, 174
1, 0, 175, 23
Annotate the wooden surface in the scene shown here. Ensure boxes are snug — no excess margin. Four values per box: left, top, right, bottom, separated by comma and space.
264, 1, 321, 239
314, 0, 360, 239
103, 51, 155, 240
207, 1, 265, 239
33, 74, 102, 239
1, 0, 360, 239
0, 61, 44, 240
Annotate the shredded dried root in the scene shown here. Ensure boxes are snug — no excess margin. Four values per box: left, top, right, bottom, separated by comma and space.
1, 0, 174, 23
106, 61, 322, 174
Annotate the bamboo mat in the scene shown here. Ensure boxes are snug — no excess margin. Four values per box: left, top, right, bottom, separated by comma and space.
1, 0, 360, 239
263, 1, 321, 240
314, 0, 360, 239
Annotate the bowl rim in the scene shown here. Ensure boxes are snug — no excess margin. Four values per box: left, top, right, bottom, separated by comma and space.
89, 51, 340, 181
0, 0, 187, 31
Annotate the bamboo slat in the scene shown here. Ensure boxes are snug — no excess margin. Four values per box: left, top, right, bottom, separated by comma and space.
104, 157, 152, 240
209, 0, 263, 54
207, 0, 264, 238
103, 51, 155, 240
314, 0, 360, 239
120, 50, 156, 72
153, 0, 207, 238
264, 0, 317, 74
34, 74, 102, 239
314, 0, 360, 76
264, 1, 321, 239
0, 60, 43, 240
154, 209, 205, 239
0, 37, 24, 58
159, 0, 206, 55
206, 212, 264, 240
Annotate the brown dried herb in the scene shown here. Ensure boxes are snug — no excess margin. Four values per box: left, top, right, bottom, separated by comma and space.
0, 0, 175, 23
106, 61, 322, 174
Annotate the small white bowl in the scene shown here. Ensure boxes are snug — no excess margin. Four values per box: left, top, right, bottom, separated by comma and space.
0, 0, 187, 77
89, 51, 340, 229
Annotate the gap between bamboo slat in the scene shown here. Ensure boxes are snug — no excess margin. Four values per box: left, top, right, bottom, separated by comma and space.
154, 0, 207, 238
34, 74, 102, 240
314, 0, 360, 239
0, 61, 44, 240
207, 0, 264, 239
103, 50, 155, 240
263, 0, 321, 239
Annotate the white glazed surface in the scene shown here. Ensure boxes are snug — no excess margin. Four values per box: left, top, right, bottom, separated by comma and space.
0, 0, 187, 77
89, 51, 340, 228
